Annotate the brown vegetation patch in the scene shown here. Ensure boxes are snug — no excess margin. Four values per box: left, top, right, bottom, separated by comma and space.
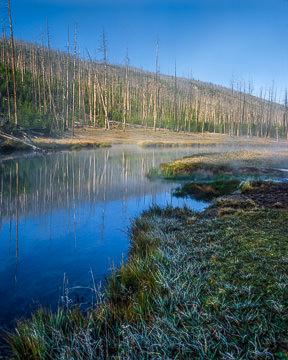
214, 180, 288, 219
240, 180, 288, 209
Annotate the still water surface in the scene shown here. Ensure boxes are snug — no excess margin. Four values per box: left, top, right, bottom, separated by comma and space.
0, 145, 208, 327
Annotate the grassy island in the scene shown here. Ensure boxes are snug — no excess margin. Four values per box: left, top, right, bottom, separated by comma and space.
148, 149, 288, 181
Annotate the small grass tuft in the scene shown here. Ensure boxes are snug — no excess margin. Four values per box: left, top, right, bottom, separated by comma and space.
174, 179, 240, 201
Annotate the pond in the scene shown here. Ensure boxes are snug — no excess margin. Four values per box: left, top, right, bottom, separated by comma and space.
0, 145, 209, 328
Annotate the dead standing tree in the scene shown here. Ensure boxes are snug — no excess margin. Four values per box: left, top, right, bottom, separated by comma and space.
174, 61, 178, 131
7, 0, 17, 125
123, 48, 129, 131
2, 20, 11, 123
46, 17, 52, 112
86, 49, 109, 130
284, 89, 288, 140
41, 27, 47, 115
102, 29, 110, 130
72, 22, 77, 136
65, 25, 69, 130
153, 40, 158, 132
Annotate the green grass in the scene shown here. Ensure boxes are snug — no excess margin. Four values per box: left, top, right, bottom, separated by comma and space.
6, 202, 288, 359
173, 179, 241, 201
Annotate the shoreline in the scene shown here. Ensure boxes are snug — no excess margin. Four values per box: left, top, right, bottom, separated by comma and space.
5, 159, 288, 359
1, 128, 288, 164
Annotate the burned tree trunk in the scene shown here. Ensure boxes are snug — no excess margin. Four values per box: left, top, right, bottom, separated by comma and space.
7, 0, 17, 125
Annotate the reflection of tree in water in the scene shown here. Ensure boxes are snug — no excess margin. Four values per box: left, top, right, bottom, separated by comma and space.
15, 162, 18, 280
0, 147, 201, 326
1, 161, 20, 281
0, 146, 196, 278
0, 148, 192, 220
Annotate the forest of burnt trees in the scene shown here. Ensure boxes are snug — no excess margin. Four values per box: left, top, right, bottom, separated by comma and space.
0, 25, 288, 140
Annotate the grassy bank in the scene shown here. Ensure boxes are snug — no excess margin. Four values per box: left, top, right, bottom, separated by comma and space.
0, 138, 111, 154
148, 149, 288, 180
2, 127, 288, 156
5, 178, 288, 359
34, 139, 111, 151
137, 140, 224, 148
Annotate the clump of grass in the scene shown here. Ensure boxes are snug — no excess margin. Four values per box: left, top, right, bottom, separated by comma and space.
174, 179, 240, 201
217, 197, 259, 209
7, 306, 96, 359
106, 257, 158, 322
240, 179, 254, 191
146, 166, 162, 179
240, 179, 278, 193
217, 198, 260, 217
105, 217, 161, 322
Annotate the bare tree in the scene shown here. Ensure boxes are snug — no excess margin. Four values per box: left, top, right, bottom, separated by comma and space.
41, 27, 47, 115
102, 29, 110, 129
153, 40, 158, 131
284, 89, 288, 140
2, 20, 11, 123
174, 61, 178, 131
66, 25, 69, 130
7, 0, 17, 125
72, 22, 77, 136
86, 49, 109, 129
123, 48, 129, 131
46, 17, 52, 111
88, 65, 93, 124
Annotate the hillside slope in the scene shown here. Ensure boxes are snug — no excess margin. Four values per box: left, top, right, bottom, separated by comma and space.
0, 38, 287, 140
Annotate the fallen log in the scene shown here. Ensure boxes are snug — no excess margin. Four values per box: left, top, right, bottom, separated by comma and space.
0, 130, 44, 153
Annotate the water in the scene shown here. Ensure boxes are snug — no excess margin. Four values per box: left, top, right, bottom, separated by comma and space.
0, 145, 208, 327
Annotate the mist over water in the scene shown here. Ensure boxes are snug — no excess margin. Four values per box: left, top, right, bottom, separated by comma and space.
0, 145, 208, 327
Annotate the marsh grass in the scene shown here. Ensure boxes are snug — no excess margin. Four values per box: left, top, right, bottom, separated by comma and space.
35, 140, 111, 151
173, 179, 241, 201
149, 150, 288, 181
240, 179, 284, 194
6, 201, 288, 359
138, 140, 223, 148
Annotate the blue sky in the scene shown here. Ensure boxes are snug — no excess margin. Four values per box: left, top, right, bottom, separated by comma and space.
4, 0, 288, 99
